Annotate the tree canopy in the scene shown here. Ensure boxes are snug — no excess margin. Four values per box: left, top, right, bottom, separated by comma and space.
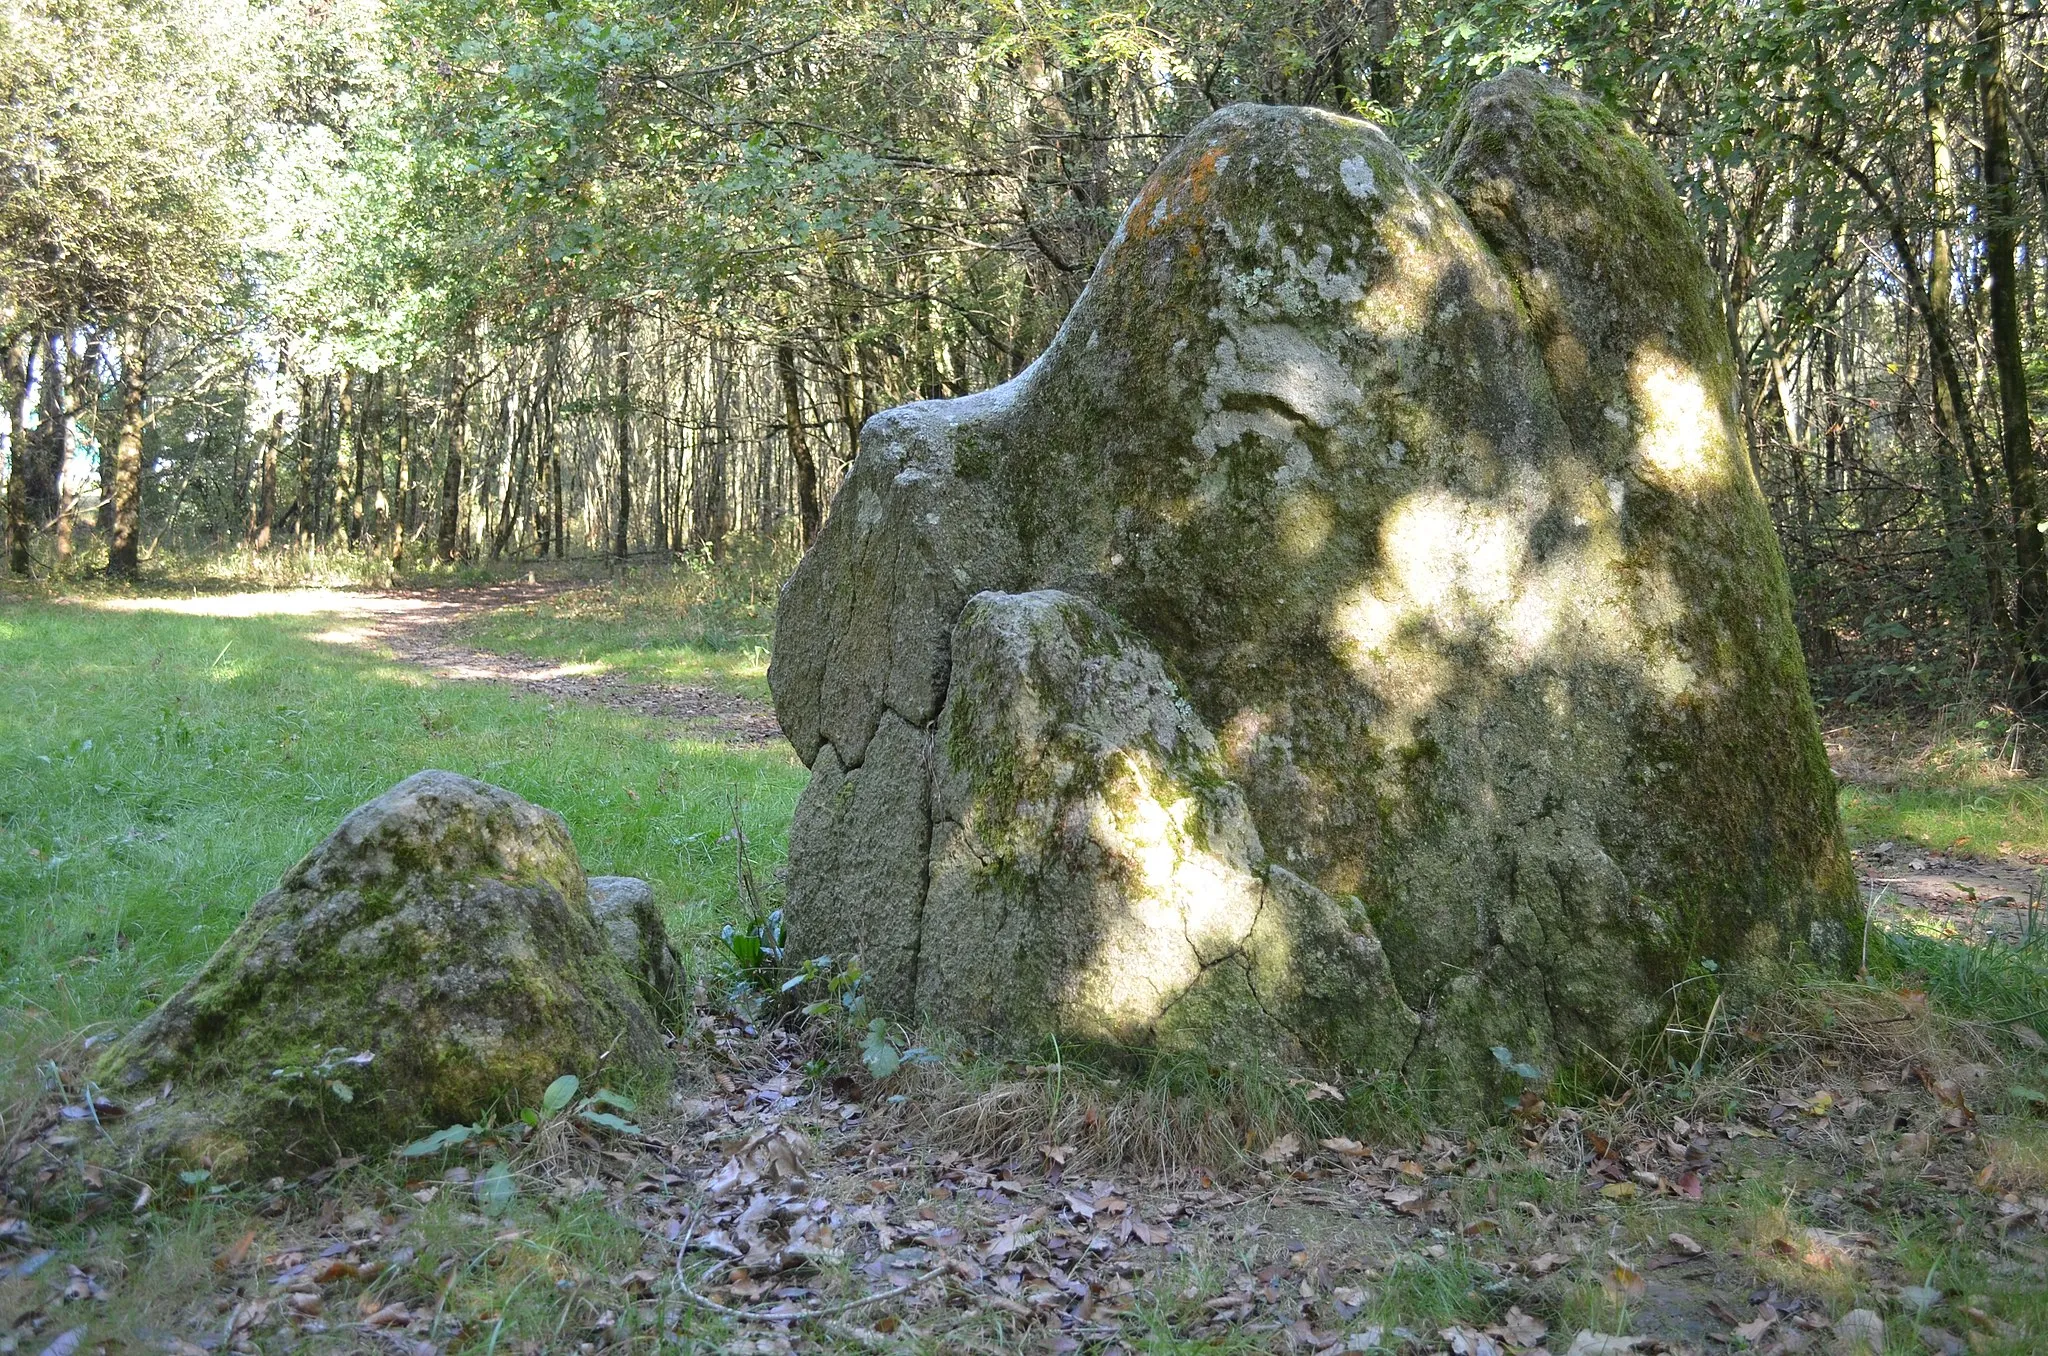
4, 0, 2047, 706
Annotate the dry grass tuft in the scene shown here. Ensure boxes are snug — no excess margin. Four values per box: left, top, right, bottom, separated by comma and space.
1979, 1125, 2048, 1195
871, 1047, 1421, 1184
1745, 976, 1994, 1078
893, 1070, 1247, 1182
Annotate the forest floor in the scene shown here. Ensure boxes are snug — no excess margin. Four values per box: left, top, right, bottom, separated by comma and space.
2, 566, 2046, 1356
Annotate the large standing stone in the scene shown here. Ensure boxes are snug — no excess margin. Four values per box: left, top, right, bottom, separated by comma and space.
770, 72, 1857, 1105
96, 771, 667, 1178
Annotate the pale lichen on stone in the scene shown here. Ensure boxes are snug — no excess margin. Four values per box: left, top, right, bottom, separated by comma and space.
769, 72, 1856, 1107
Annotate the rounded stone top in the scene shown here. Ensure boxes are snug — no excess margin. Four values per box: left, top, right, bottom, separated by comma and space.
285, 769, 584, 900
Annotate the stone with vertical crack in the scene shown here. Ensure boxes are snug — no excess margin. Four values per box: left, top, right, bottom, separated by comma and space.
770, 72, 1857, 1107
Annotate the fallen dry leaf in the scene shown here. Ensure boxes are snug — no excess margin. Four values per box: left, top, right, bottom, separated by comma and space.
1495, 1305, 1548, 1346
1565, 1333, 1644, 1356
214, 1228, 258, 1271
1602, 1260, 1646, 1302
1667, 1232, 1704, 1256
1734, 1306, 1777, 1343
704, 1125, 810, 1200
1385, 1185, 1430, 1216
1260, 1133, 1300, 1165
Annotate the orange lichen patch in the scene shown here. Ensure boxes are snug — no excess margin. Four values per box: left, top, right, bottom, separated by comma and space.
1125, 140, 1234, 246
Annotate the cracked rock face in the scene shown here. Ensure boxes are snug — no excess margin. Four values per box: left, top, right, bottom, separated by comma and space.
770, 71, 1857, 1106
96, 771, 667, 1179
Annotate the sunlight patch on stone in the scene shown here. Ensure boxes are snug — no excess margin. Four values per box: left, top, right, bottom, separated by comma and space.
1630, 351, 1726, 489
1329, 468, 1701, 736
1066, 749, 1263, 1036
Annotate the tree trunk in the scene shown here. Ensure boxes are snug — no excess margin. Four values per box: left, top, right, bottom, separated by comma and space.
250, 406, 282, 549
779, 340, 823, 543
390, 377, 412, 563
613, 312, 632, 560
44, 332, 76, 561
4, 333, 33, 575
107, 323, 148, 580
437, 342, 472, 562
331, 370, 355, 544
696, 347, 731, 556
1978, 2, 2047, 701
355, 370, 385, 547
1922, 52, 1984, 611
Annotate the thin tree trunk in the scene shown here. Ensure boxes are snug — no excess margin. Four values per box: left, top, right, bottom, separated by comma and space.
4, 334, 33, 575
107, 322, 148, 580
1978, 2, 2047, 701
45, 331, 77, 561
437, 339, 473, 562
613, 312, 632, 560
331, 370, 355, 544
694, 342, 732, 555
250, 407, 282, 548
778, 339, 823, 543
390, 377, 412, 563
1924, 54, 1981, 608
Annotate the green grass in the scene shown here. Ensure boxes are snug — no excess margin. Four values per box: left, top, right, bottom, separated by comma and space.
0, 595, 806, 1104
448, 540, 797, 700
1839, 779, 2048, 857
1831, 711, 2048, 856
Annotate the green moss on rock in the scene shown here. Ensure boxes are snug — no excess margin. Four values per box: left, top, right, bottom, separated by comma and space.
94, 771, 667, 1180
772, 73, 1857, 1110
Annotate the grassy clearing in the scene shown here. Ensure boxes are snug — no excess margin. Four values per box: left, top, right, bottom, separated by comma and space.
0, 593, 804, 1118
447, 541, 797, 701
1831, 708, 2048, 857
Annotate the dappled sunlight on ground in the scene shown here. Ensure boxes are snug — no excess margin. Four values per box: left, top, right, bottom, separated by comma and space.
65, 584, 785, 748
81, 589, 453, 619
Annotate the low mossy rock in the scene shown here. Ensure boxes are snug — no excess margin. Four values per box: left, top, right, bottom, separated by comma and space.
771, 72, 1857, 1108
588, 875, 684, 1016
94, 771, 667, 1180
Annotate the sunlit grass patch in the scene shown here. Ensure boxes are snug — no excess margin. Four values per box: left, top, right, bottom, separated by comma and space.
0, 596, 806, 1132
1840, 780, 2048, 857
449, 540, 796, 700
1863, 917, 2048, 1054
1831, 707, 2048, 856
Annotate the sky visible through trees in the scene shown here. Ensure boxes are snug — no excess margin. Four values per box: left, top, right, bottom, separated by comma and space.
4, 0, 2047, 708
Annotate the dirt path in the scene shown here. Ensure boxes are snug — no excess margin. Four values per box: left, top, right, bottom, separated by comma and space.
1826, 729, 2045, 945
86, 582, 786, 747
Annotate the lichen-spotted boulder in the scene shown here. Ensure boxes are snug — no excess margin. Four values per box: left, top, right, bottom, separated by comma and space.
770, 71, 1857, 1107
95, 771, 667, 1179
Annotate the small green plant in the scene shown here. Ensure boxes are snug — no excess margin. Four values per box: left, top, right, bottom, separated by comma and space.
267, 1047, 375, 1106
396, 1073, 642, 1160
782, 954, 933, 1081
721, 908, 784, 979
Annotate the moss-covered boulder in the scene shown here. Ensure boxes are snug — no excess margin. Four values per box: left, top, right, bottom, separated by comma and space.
911, 589, 1416, 1067
95, 771, 667, 1180
770, 72, 1856, 1106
